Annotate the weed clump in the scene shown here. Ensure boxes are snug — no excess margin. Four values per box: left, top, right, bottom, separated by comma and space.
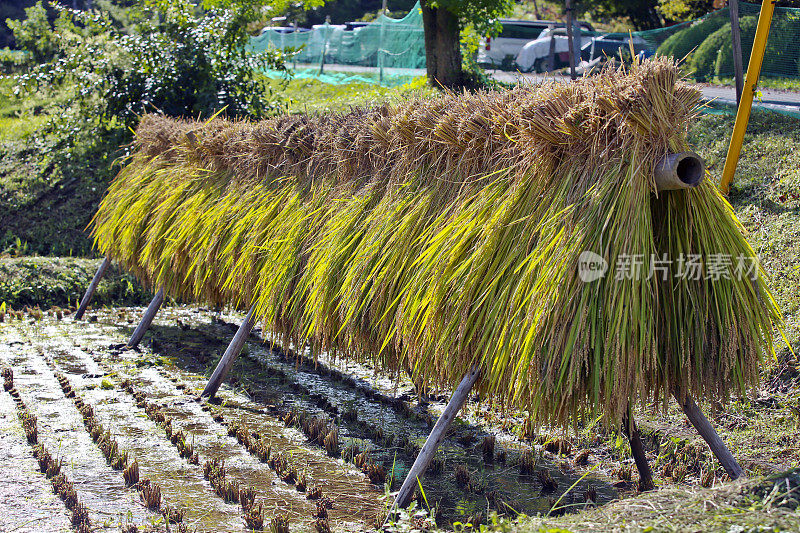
537, 469, 558, 492
124, 460, 140, 486
455, 464, 471, 489
481, 435, 496, 461
573, 449, 591, 467
137, 479, 162, 510
314, 517, 331, 533
243, 501, 264, 530
307, 485, 324, 500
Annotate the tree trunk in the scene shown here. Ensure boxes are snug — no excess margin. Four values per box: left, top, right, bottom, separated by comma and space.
421, 1, 462, 89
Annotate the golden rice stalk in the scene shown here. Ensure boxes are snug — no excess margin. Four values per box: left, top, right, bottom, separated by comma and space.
91, 57, 783, 428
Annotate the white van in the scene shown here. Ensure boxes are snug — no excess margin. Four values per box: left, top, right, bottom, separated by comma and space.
477, 19, 594, 70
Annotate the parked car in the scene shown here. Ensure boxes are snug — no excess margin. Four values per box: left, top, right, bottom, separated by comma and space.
477, 19, 594, 70
582, 33, 651, 62
515, 29, 652, 73
514, 27, 582, 72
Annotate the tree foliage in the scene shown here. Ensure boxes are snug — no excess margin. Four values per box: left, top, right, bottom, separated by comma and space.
426, 0, 513, 37
12, 1, 287, 138
583, 0, 663, 30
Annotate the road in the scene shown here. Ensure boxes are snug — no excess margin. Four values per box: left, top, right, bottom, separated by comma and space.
488, 69, 800, 116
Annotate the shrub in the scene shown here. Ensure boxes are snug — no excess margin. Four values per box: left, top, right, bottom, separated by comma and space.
692, 14, 800, 82
13, 2, 288, 141
5, 2, 60, 64
657, 10, 728, 64
690, 19, 736, 81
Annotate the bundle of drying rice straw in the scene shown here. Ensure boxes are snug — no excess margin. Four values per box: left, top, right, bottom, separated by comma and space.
92, 58, 782, 426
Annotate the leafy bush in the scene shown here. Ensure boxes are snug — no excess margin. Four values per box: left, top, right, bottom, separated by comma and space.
689, 19, 735, 82
5, 1, 59, 64
705, 17, 758, 81
0, 48, 28, 73
656, 10, 727, 64
692, 14, 800, 81
13, 2, 288, 137
1, 1, 290, 256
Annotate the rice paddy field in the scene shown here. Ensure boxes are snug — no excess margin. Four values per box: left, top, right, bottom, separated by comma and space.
1, 74, 800, 533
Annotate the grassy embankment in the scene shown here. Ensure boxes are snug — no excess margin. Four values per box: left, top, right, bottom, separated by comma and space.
1, 73, 799, 530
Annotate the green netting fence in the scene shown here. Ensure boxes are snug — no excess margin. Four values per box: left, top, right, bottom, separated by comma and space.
249, 3, 425, 87
652, 2, 800, 81
248, 1, 800, 86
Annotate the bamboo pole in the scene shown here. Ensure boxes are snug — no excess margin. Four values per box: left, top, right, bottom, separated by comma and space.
622, 410, 655, 491
201, 306, 256, 399
676, 392, 744, 480
75, 256, 111, 320
127, 288, 164, 348
394, 365, 481, 509
719, 0, 775, 194
729, 0, 744, 105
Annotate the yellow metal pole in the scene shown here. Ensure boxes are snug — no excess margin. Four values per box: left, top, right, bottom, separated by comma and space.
719, 0, 775, 195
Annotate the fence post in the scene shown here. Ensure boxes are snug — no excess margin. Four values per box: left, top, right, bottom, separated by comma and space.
676, 392, 744, 479
128, 287, 164, 348
319, 19, 329, 75
293, 22, 298, 71
201, 306, 256, 399
729, 0, 744, 105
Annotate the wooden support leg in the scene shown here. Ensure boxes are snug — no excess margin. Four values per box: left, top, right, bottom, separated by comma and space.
128, 288, 165, 348
75, 257, 111, 320
201, 306, 256, 399
622, 410, 655, 492
394, 366, 481, 509
676, 392, 744, 480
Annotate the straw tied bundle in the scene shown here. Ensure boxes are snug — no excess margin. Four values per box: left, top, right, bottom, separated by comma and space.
92, 58, 781, 430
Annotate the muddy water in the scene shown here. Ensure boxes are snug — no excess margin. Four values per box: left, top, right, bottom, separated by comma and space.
143, 308, 618, 522
0, 307, 618, 530
52, 358, 248, 532
0, 391, 73, 532
47, 317, 384, 531
0, 329, 160, 531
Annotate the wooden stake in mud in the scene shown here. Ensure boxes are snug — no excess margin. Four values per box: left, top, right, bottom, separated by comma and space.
128, 287, 165, 348
201, 306, 256, 399
622, 410, 655, 491
676, 392, 744, 480
395, 365, 481, 509
75, 256, 111, 320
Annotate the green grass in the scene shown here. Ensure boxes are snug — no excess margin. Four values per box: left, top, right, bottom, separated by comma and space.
513, 470, 800, 532
267, 75, 434, 114
0, 115, 47, 140
0, 256, 147, 309
710, 76, 800, 91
